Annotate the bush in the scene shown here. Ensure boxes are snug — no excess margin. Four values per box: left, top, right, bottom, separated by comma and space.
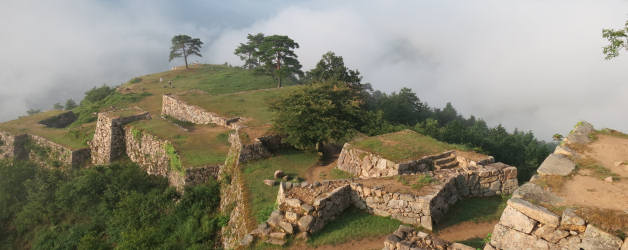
83, 85, 115, 104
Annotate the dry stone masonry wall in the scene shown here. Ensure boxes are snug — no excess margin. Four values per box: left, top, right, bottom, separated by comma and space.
90, 109, 150, 165
249, 157, 518, 246
0, 131, 27, 161
161, 94, 240, 129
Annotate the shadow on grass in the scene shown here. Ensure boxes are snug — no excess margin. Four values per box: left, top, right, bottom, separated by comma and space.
435, 195, 508, 232
307, 206, 401, 247
458, 237, 484, 248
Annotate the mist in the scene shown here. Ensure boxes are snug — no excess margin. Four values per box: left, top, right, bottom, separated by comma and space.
2, 0, 628, 140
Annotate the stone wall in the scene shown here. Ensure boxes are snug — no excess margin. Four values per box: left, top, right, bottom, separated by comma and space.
161, 94, 240, 129
239, 134, 284, 163
219, 130, 256, 249
336, 143, 434, 178
383, 225, 475, 250
90, 109, 150, 165
38, 111, 77, 128
26, 134, 90, 169
124, 126, 219, 190
250, 162, 518, 245
0, 131, 27, 160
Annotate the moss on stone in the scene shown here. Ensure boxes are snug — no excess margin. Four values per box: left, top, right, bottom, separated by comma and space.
164, 142, 183, 174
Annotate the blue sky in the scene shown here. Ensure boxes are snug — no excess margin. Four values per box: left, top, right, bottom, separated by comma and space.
1, 0, 628, 140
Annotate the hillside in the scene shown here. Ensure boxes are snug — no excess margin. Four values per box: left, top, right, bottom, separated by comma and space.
0, 64, 565, 250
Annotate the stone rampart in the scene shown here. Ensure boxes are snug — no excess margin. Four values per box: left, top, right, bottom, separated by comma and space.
26, 134, 90, 169
219, 130, 256, 249
90, 109, 150, 165
0, 131, 27, 161
251, 161, 518, 245
161, 94, 240, 129
239, 134, 283, 163
124, 126, 219, 190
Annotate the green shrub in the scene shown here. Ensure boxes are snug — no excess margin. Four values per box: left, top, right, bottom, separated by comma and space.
129, 77, 142, 84
164, 143, 183, 174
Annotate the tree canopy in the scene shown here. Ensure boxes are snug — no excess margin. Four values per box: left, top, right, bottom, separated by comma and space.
306, 51, 362, 85
602, 20, 628, 59
169, 35, 203, 69
270, 82, 367, 150
234, 33, 265, 69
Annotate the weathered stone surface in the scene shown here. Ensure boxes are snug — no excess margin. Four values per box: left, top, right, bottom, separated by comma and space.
450, 243, 476, 250
512, 182, 563, 205
553, 145, 574, 157
239, 234, 253, 247
483, 244, 496, 250
533, 224, 569, 244
91, 109, 150, 165
604, 176, 614, 182
621, 238, 628, 250
266, 211, 282, 228
269, 232, 286, 240
560, 208, 586, 232
279, 221, 293, 234
490, 224, 550, 250
263, 179, 275, 186
499, 206, 536, 234
161, 94, 240, 129
566, 121, 594, 145
579, 225, 623, 250
297, 215, 314, 232
537, 154, 576, 176
285, 211, 298, 223
507, 198, 560, 226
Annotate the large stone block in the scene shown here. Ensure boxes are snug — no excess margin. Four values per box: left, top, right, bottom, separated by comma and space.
579, 225, 623, 250
499, 206, 536, 234
507, 198, 560, 227
490, 224, 550, 250
537, 154, 575, 176
559, 208, 586, 232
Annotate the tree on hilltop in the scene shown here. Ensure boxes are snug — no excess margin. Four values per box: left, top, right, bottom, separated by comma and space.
64, 99, 77, 110
270, 81, 367, 150
169, 35, 203, 69
234, 33, 265, 69
306, 51, 362, 86
258, 35, 303, 88
603, 20, 628, 59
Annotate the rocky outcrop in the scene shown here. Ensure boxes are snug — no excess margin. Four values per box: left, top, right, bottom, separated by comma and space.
383, 225, 475, 250
38, 111, 77, 128
536, 153, 575, 176
566, 121, 594, 145
239, 134, 284, 163
161, 94, 240, 129
90, 108, 150, 165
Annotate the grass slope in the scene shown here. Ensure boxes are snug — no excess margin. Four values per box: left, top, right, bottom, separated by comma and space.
352, 129, 464, 162
129, 119, 230, 167
241, 150, 319, 223
0, 111, 94, 149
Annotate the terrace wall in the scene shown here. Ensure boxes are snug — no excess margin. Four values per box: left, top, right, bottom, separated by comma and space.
161, 94, 240, 129
239, 134, 283, 163
336, 143, 433, 178
251, 162, 518, 245
124, 126, 219, 190
90, 110, 150, 165
0, 131, 27, 161
26, 134, 90, 169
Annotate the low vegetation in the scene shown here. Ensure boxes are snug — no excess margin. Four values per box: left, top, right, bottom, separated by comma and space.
0, 160, 223, 249
353, 130, 464, 162
241, 150, 318, 223
396, 174, 438, 191
307, 206, 400, 247
436, 195, 510, 231
575, 157, 620, 181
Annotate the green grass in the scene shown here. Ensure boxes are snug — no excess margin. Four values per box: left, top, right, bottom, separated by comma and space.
129, 119, 230, 167
307, 206, 401, 247
575, 157, 621, 181
241, 150, 319, 223
178, 86, 301, 128
352, 129, 464, 162
435, 196, 509, 231
0, 110, 94, 149
594, 128, 628, 140
396, 174, 438, 191
329, 168, 354, 179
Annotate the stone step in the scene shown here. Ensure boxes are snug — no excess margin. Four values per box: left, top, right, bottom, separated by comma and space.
434, 155, 456, 165
436, 161, 459, 170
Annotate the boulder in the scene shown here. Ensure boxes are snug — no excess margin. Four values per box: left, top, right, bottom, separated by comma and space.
263, 179, 275, 186
604, 176, 614, 183
285, 198, 302, 208
499, 206, 537, 234
269, 232, 286, 240
266, 210, 282, 228
622, 238, 628, 250
279, 221, 294, 234
507, 198, 560, 227
285, 211, 298, 223
560, 208, 586, 232
301, 203, 314, 214
512, 182, 563, 205
239, 234, 254, 247
537, 154, 575, 176
579, 225, 623, 250
274, 170, 284, 179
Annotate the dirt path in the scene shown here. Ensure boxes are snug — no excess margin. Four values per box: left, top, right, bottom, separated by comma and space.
290, 236, 386, 250
435, 221, 496, 242
584, 134, 628, 177
305, 160, 337, 183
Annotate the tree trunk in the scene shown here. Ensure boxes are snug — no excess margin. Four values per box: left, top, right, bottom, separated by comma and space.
183, 45, 189, 69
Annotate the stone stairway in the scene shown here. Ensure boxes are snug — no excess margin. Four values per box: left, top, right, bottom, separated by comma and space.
432, 151, 459, 170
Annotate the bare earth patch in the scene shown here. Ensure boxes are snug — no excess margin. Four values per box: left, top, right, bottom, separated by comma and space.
435, 221, 496, 242
584, 134, 628, 177
305, 160, 337, 183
